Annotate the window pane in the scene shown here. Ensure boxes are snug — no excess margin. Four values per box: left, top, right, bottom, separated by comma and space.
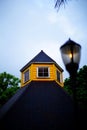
44, 72, 48, 76
44, 68, 48, 76
38, 67, 49, 77
38, 68, 43, 77
57, 70, 60, 82
39, 68, 43, 73
24, 70, 29, 82
44, 68, 48, 73
38, 72, 43, 77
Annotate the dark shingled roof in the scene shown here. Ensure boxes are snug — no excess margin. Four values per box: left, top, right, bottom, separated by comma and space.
20, 50, 63, 72
0, 81, 74, 130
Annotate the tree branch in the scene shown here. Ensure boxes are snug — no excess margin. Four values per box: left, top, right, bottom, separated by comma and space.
54, 0, 68, 10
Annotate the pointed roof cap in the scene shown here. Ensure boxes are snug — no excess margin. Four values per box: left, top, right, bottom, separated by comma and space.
20, 50, 63, 72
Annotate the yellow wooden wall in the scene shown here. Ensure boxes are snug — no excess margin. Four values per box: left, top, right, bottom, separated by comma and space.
21, 63, 63, 87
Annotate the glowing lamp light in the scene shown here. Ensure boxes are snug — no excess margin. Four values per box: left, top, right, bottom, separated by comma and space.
60, 38, 81, 76
69, 53, 72, 59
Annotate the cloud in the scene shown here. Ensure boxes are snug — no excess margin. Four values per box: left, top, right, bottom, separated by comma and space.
47, 12, 58, 24
47, 12, 76, 37
58, 15, 76, 36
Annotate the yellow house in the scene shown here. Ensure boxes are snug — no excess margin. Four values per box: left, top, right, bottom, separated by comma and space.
20, 50, 64, 87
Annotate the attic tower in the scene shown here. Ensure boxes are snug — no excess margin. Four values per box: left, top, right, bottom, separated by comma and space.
20, 50, 64, 87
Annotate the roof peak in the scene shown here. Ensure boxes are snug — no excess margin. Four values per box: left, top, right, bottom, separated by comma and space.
20, 50, 63, 72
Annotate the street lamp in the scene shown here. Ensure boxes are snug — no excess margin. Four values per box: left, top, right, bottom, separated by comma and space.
60, 38, 81, 76
60, 38, 81, 127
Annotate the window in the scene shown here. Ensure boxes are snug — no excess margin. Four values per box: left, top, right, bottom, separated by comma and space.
57, 70, 61, 82
24, 70, 29, 82
37, 67, 49, 78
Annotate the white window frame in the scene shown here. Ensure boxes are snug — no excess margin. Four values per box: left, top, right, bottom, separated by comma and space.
37, 67, 50, 78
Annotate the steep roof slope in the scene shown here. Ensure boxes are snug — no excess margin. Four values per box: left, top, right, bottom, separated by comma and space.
20, 50, 63, 72
0, 81, 74, 130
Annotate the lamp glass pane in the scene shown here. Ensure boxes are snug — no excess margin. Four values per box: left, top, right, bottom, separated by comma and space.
73, 45, 81, 64
60, 44, 81, 65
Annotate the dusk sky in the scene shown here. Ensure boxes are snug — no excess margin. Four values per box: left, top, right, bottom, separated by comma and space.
0, 0, 87, 80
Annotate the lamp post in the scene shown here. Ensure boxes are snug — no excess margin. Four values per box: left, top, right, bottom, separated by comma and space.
60, 38, 81, 127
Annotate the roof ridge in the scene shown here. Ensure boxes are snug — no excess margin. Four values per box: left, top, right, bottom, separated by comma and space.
29, 50, 55, 63
20, 50, 63, 72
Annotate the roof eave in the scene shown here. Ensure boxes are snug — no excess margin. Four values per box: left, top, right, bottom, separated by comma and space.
20, 62, 63, 72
